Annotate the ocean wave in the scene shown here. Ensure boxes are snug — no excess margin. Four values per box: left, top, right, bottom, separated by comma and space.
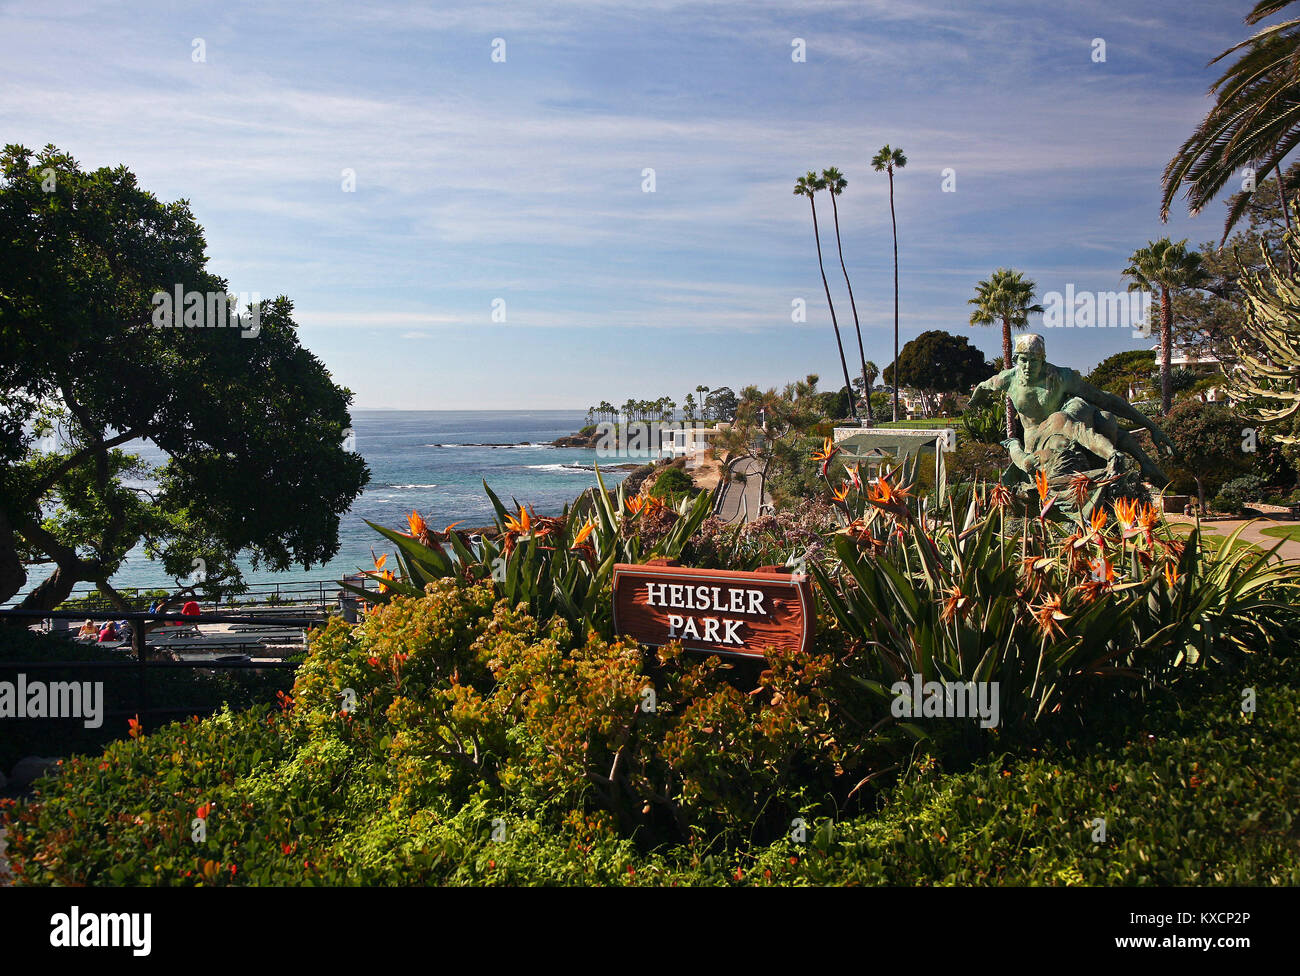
380, 483, 440, 489
423, 442, 554, 449
526, 463, 595, 473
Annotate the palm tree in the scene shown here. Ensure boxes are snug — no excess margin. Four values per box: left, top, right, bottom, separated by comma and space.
968, 268, 1044, 437
1122, 238, 1209, 414
794, 171, 858, 420
1161, 1, 1300, 246
821, 166, 871, 422
872, 145, 907, 421
862, 360, 879, 424
695, 385, 710, 422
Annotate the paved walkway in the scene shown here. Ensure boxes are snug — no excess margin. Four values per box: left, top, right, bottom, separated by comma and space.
715, 456, 770, 524
1164, 514, 1300, 561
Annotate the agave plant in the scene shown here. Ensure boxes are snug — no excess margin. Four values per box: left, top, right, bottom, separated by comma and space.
345, 468, 714, 637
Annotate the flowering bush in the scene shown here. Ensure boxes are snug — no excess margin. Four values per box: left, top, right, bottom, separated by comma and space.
809, 442, 1300, 728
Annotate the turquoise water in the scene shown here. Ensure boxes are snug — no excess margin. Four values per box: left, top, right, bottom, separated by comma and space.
16, 410, 631, 600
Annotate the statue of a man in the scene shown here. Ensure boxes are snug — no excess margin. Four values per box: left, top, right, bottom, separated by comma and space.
968, 334, 1173, 484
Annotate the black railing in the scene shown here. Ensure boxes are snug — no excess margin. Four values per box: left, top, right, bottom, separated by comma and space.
0, 608, 326, 727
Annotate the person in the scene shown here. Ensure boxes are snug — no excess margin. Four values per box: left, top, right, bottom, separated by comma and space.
97, 620, 119, 643
117, 619, 134, 643
76, 619, 98, 641
181, 600, 201, 617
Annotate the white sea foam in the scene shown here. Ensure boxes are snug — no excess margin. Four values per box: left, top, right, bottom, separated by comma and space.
526, 463, 592, 473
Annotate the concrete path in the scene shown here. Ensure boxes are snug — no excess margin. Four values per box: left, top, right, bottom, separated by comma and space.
1164, 514, 1300, 561
715, 456, 770, 524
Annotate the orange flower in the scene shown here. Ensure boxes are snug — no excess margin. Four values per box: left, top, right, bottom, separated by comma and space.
504, 505, 532, 535
1034, 469, 1050, 505
1030, 594, 1068, 640
988, 483, 1012, 510
846, 463, 862, 489
867, 470, 911, 514
1068, 472, 1092, 510
831, 482, 850, 504
1076, 557, 1114, 603
128, 715, 142, 739
811, 437, 841, 476
372, 552, 388, 571
406, 510, 431, 546
1089, 507, 1108, 534
196, 803, 212, 820
1163, 563, 1179, 587
939, 585, 969, 624
1113, 497, 1138, 532
571, 519, 595, 547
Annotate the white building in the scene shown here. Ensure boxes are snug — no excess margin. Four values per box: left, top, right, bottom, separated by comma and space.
661, 423, 731, 458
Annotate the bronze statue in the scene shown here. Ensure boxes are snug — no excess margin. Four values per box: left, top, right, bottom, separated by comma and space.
968, 334, 1172, 486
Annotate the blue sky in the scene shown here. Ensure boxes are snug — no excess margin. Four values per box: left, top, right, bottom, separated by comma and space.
0, 1, 1261, 409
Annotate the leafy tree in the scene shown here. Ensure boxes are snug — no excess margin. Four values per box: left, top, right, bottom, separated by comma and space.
1161, 0, 1300, 247
0, 144, 368, 610
1086, 350, 1157, 399
1122, 238, 1210, 413
793, 172, 857, 418
968, 268, 1043, 436
1162, 400, 1255, 507
704, 386, 738, 423
883, 330, 991, 418
872, 145, 907, 421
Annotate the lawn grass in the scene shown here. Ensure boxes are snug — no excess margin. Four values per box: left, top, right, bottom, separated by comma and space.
1260, 524, 1300, 543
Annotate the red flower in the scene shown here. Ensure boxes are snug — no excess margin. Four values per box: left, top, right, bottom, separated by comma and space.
127, 715, 142, 738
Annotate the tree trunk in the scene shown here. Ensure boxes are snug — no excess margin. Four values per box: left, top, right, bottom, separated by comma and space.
808, 196, 857, 420
13, 564, 80, 614
0, 509, 27, 606
1276, 160, 1294, 276
830, 193, 871, 425
889, 170, 900, 423
1002, 315, 1016, 438
1160, 286, 1173, 414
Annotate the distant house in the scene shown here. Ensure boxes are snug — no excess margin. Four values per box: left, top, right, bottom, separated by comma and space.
661, 423, 731, 458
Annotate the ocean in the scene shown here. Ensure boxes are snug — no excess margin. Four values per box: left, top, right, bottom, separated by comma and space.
14, 410, 632, 601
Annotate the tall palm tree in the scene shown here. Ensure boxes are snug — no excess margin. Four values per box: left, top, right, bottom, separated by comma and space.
1122, 238, 1209, 414
968, 268, 1044, 437
821, 167, 871, 422
1161, 0, 1300, 246
872, 145, 907, 421
862, 359, 879, 424
794, 171, 857, 419
695, 385, 710, 422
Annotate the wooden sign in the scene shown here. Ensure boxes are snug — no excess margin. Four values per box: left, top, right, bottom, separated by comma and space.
612, 560, 815, 659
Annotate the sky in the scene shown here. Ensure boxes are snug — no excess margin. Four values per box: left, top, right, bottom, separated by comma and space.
0, 0, 1266, 410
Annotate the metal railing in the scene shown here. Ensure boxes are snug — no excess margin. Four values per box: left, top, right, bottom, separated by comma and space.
0, 608, 326, 728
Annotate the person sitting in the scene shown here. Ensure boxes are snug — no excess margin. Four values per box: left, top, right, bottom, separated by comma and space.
181, 600, 201, 617
76, 619, 98, 641
97, 620, 120, 643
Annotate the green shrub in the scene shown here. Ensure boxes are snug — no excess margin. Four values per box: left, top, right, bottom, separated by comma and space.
4, 580, 888, 883
649, 466, 695, 501
1214, 473, 1268, 516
